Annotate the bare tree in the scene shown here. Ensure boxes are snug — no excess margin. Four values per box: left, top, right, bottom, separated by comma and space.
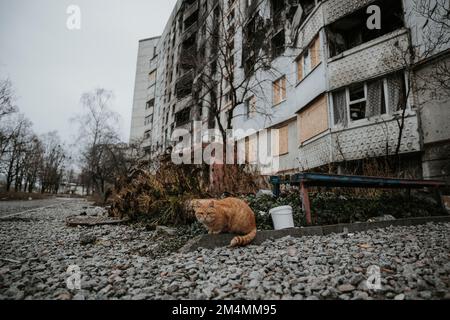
412, 0, 450, 100
1, 114, 33, 191
0, 78, 17, 119
186, 1, 280, 147
377, 0, 450, 173
38, 132, 66, 194
73, 88, 121, 199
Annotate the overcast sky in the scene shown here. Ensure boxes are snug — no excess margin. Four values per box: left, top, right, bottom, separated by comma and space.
0, 0, 176, 142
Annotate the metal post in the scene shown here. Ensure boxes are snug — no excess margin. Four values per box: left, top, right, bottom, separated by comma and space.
301, 182, 312, 225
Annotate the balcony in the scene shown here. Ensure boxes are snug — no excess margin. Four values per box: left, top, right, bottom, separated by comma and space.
298, 114, 421, 171
331, 114, 421, 162
179, 46, 197, 69
175, 70, 194, 99
324, 0, 376, 25
183, 0, 199, 21
182, 21, 199, 40
328, 29, 410, 90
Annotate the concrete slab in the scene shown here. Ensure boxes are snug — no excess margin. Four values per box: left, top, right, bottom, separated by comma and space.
180, 216, 450, 252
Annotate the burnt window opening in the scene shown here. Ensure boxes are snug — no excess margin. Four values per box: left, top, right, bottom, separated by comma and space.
175, 108, 191, 126
326, 0, 404, 58
175, 72, 194, 99
146, 99, 155, 110
244, 54, 256, 77
271, 30, 286, 59
271, 0, 286, 17
180, 34, 197, 71
184, 7, 199, 31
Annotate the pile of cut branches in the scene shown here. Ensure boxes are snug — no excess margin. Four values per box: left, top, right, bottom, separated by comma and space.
108, 154, 209, 225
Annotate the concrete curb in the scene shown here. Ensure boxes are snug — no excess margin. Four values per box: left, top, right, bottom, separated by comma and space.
180, 216, 450, 252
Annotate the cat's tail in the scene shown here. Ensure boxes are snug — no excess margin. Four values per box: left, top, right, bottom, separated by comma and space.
230, 228, 257, 247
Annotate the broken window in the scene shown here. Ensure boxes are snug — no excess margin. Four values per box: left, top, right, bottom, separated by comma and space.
175, 71, 194, 99
146, 99, 155, 110
144, 115, 153, 126
333, 71, 407, 126
271, 29, 285, 59
326, 0, 404, 58
175, 108, 191, 126
271, 0, 285, 17
348, 83, 367, 121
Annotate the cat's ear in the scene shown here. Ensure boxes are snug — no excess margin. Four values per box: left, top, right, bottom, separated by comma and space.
208, 201, 215, 208
190, 199, 202, 210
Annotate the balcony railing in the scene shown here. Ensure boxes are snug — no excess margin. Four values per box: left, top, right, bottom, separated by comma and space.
182, 21, 198, 40
328, 29, 410, 90
183, 0, 199, 21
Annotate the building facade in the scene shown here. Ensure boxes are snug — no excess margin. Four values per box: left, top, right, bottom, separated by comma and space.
130, 36, 160, 152
131, 0, 450, 181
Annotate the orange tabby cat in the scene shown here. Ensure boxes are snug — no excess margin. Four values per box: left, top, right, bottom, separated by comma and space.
192, 198, 257, 247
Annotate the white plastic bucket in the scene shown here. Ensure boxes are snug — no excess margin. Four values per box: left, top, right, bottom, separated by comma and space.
269, 206, 295, 230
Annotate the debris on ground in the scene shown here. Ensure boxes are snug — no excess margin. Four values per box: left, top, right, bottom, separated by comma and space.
79, 233, 97, 246
66, 216, 129, 227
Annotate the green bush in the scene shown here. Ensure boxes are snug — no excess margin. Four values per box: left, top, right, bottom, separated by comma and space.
244, 191, 445, 230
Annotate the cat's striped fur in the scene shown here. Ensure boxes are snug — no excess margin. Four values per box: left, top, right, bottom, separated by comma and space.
192, 198, 257, 247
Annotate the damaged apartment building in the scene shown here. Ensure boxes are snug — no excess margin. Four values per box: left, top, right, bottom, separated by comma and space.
130, 0, 450, 181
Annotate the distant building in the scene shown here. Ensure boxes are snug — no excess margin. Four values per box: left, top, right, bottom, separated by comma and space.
130, 36, 161, 155
130, 0, 450, 181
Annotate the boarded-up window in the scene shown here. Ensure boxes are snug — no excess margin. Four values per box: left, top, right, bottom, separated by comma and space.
278, 125, 289, 156
297, 56, 304, 81
310, 36, 321, 68
298, 95, 329, 143
273, 76, 286, 105
246, 134, 258, 163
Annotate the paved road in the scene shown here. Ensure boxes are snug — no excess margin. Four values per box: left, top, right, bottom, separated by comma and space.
0, 198, 79, 218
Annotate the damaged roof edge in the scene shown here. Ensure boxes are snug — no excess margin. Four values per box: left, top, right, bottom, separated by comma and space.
139, 36, 161, 43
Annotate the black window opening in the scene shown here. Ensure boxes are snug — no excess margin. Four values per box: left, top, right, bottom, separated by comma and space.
326, 0, 405, 58
146, 99, 155, 109
271, 29, 285, 59
175, 108, 191, 126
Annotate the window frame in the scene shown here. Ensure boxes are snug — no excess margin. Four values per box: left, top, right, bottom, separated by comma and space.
245, 96, 257, 119
346, 83, 368, 123
296, 35, 321, 84
273, 76, 287, 106
331, 72, 412, 128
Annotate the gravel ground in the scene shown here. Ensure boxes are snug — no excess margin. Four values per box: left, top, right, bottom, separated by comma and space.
0, 199, 449, 300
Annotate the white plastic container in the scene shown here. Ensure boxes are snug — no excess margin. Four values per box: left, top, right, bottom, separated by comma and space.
269, 206, 295, 230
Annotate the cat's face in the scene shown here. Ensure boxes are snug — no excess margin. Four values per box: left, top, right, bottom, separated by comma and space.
193, 201, 216, 225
